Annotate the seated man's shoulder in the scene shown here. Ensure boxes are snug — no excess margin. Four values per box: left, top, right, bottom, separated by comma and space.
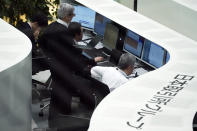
92, 66, 114, 71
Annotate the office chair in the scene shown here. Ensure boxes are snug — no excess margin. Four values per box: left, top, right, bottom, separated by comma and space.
32, 70, 52, 117
47, 76, 110, 131
32, 56, 52, 117
109, 49, 123, 65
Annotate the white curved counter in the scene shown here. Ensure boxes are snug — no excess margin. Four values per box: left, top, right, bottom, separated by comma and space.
75, 0, 197, 131
0, 19, 32, 131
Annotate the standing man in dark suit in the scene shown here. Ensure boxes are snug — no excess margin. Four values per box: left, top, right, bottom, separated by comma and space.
39, 3, 106, 115
39, 3, 76, 115
16, 12, 48, 57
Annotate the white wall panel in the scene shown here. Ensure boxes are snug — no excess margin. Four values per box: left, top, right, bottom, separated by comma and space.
138, 0, 197, 42
0, 19, 32, 131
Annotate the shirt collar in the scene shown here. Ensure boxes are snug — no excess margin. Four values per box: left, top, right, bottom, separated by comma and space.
116, 68, 127, 77
74, 39, 78, 45
57, 19, 69, 28
27, 22, 32, 29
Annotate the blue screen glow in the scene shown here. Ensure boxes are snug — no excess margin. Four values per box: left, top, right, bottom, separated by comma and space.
72, 5, 96, 29
94, 13, 111, 36
142, 40, 165, 68
123, 30, 143, 57
166, 51, 170, 63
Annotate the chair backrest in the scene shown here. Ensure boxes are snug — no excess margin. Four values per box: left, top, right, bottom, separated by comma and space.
109, 49, 123, 65
88, 77, 110, 106
32, 57, 50, 75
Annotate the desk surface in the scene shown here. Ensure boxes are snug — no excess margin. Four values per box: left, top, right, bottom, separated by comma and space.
75, 0, 197, 131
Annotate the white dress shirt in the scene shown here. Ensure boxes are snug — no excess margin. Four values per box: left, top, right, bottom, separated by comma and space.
57, 19, 69, 28
91, 66, 129, 92
27, 22, 32, 28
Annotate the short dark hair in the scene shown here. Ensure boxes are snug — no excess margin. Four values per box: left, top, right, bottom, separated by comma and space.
68, 22, 82, 38
30, 12, 48, 27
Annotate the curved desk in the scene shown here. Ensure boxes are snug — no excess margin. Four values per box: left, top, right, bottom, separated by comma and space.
0, 19, 32, 131
75, 0, 197, 131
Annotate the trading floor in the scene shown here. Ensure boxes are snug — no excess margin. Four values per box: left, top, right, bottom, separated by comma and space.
1, 0, 197, 131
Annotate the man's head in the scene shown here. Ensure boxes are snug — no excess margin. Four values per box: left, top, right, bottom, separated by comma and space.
57, 3, 75, 24
30, 12, 48, 39
118, 53, 136, 76
30, 12, 48, 31
68, 22, 83, 41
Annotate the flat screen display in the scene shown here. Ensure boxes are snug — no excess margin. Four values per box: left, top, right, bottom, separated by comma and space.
142, 39, 165, 68
123, 30, 143, 57
72, 5, 96, 29
166, 51, 170, 63
103, 23, 119, 50
94, 13, 111, 37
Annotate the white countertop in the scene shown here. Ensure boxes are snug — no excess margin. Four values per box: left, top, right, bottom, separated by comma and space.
0, 19, 32, 72
75, 0, 197, 131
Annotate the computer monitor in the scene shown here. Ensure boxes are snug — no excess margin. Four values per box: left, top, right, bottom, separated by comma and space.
94, 13, 111, 37
123, 30, 143, 58
72, 5, 96, 30
102, 23, 119, 50
166, 51, 170, 63
142, 39, 165, 68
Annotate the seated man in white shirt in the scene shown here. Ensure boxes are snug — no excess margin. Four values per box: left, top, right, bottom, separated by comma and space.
91, 53, 136, 92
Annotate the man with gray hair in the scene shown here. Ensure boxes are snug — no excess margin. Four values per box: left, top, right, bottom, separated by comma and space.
38, 3, 101, 115
39, 3, 76, 56
56, 3, 75, 28
91, 53, 136, 92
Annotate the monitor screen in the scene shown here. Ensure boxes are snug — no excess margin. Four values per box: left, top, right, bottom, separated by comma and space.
102, 23, 119, 50
94, 13, 111, 37
72, 5, 96, 29
166, 51, 170, 63
123, 30, 143, 57
142, 39, 165, 68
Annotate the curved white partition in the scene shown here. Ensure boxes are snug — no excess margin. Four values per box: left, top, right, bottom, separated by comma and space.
138, 0, 197, 42
173, 0, 197, 12
0, 19, 32, 131
75, 0, 197, 131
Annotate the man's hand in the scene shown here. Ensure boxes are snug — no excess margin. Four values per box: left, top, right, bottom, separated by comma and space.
94, 56, 104, 62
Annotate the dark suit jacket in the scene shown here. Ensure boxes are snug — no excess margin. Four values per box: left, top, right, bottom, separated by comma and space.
16, 22, 37, 57
39, 21, 109, 114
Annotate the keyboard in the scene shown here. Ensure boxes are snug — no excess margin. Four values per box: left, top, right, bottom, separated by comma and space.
83, 48, 102, 58
74, 44, 92, 50
133, 67, 148, 76
82, 48, 113, 66
97, 61, 115, 67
